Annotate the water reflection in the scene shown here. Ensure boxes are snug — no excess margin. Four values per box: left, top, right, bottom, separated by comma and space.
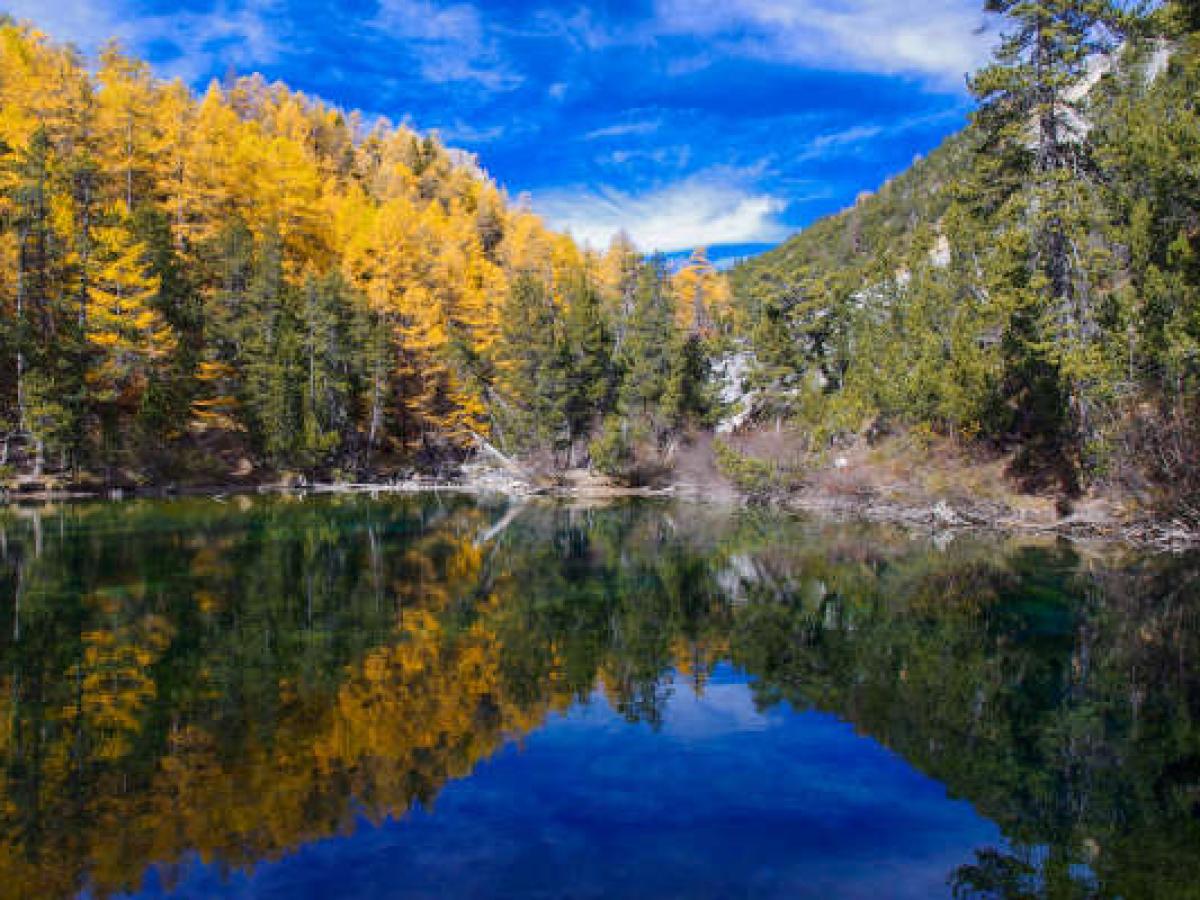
0, 496, 1196, 898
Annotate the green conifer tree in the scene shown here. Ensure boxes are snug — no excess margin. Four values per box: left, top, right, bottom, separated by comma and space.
561, 273, 614, 457
970, 0, 1124, 476
496, 274, 567, 453
617, 257, 677, 433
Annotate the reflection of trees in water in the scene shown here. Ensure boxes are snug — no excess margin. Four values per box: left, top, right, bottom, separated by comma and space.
0, 498, 1197, 897
724, 539, 1200, 899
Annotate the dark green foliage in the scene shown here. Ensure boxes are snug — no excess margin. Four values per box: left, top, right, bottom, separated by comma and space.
588, 415, 634, 479
169, 222, 384, 474
497, 274, 569, 452
4, 127, 86, 471
712, 440, 804, 500
497, 258, 701, 475
131, 206, 200, 447
729, 2, 1200, 506
666, 334, 714, 427
561, 273, 615, 442
617, 257, 678, 429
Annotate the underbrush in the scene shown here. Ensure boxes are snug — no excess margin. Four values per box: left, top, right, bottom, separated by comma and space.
1125, 402, 1200, 527
589, 418, 674, 487
713, 439, 806, 501
718, 418, 1047, 514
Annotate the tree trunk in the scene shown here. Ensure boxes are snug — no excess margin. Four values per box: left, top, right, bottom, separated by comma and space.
15, 229, 26, 437
470, 431, 533, 480
368, 369, 383, 450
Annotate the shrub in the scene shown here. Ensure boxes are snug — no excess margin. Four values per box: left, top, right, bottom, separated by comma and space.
714, 440, 805, 501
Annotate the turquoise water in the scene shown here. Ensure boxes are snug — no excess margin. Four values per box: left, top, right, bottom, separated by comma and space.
0, 495, 1197, 898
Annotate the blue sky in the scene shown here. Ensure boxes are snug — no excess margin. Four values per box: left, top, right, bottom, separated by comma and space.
7, 0, 1000, 258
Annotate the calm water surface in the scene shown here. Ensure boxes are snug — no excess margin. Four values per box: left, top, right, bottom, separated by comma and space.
0, 495, 1197, 898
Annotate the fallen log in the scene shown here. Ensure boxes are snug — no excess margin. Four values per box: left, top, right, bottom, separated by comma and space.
469, 432, 535, 482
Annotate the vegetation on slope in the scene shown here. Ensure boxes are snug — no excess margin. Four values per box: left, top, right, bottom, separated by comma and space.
0, 21, 728, 488
728, 1, 1200, 523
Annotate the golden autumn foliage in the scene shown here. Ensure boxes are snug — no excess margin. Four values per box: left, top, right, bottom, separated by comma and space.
0, 17, 734, 481
84, 204, 176, 409
2, 20, 720, 474
672, 247, 732, 336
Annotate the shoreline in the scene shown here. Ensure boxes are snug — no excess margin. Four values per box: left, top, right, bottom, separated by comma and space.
780, 493, 1199, 552
2, 475, 1196, 551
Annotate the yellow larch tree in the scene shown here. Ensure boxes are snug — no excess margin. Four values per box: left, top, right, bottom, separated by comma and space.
95, 41, 160, 211
0, 19, 624, 474
85, 203, 176, 415
672, 247, 731, 335
598, 230, 643, 324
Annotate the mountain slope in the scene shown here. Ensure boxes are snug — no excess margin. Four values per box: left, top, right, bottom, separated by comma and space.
730, 131, 973, 318
727, 20, 1200, 520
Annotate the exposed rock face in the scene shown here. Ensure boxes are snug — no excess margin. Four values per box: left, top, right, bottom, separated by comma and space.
715, 350, 757, 435
930, 233, 951, 269
1144, 39, 1173, 83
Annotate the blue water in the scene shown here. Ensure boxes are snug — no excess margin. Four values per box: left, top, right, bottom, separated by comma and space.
6, 496, 1195, 898
125, 667, 999, 900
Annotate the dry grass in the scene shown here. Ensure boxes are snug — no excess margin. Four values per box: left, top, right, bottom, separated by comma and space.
723, 426, 1072, 522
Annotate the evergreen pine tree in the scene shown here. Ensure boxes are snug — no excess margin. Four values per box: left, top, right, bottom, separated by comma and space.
561, 272, 614, 458
496, 274, 566, 452
617, 257, 677, 434
970, 0, 1124, 475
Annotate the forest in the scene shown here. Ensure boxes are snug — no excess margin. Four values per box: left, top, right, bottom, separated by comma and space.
0, 17, 727, 487
1, 1, 1199, 524
730, 0, 1200, 521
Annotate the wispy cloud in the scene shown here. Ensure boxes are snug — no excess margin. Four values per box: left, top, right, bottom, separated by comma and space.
535, 169, 789, 253
792, 124, 885, 162
649, 0, 995, 86
4, 0, 284, 82
434, 120, 507, 144
372, 0, 521, 90
585, 119, 663, 141
3, 0, 125, 51
600, 145, 692, 169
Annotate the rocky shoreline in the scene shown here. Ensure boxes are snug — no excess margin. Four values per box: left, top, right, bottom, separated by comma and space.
3, 467, 1196, 551
782, 492, 1199, 551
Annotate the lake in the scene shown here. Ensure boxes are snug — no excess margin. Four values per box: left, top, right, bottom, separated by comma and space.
0, 494, 1197, 899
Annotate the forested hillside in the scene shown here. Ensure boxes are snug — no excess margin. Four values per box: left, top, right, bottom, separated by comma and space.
0, 20, 727, 487
4, 0, 1200, 523
729, 0, 1200, 522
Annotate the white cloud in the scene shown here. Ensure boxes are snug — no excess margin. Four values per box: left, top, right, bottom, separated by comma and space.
510, 7, 629, 53
808, 124, 884, 152
372, 0, 521, 89
374, 0, 481, 43
9, 0, 520, 90
3, 0, 284, 83
602, 144, 692, 169
434, 120, 506, 143
534, 170, 788, 253
790, 124, 886, 162
650, 0, 996, 86
3, 0, 125, 50
585, 119, 663, 141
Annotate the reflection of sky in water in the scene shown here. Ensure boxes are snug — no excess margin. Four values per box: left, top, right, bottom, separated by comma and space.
121, 665, 1000, 899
